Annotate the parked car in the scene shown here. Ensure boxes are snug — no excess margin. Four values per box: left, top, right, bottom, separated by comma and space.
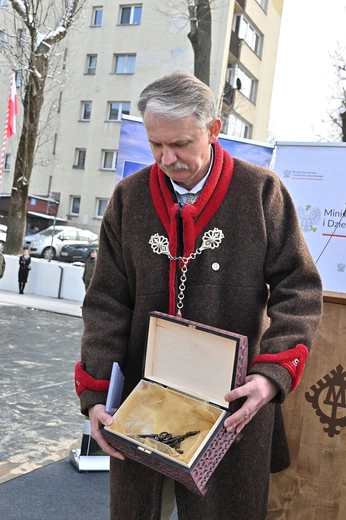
59, 242, 99, 263
25, 226, 98, 260
0, 225, 45, 253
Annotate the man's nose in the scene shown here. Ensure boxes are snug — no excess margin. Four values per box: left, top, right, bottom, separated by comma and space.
161, 146, 177, 166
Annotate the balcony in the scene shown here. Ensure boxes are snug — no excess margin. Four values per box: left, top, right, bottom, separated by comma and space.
223, 81, 235, 108
229, 31, 241, 60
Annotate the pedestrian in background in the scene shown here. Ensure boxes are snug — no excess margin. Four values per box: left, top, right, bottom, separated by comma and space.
82, 249, 97, 291
0, 250, 5, 279
18, 248, 31, 294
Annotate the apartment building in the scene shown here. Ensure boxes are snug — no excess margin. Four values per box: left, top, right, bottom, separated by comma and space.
0, 0, 284, 236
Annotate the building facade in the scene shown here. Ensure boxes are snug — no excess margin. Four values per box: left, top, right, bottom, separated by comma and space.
0, 0, 284, 236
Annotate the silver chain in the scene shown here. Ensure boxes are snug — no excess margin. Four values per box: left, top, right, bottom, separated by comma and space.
149, 227, 225, 317
168, 249, 204, 316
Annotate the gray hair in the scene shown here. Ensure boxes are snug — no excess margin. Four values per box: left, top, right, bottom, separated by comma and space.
137, 70, 216, 129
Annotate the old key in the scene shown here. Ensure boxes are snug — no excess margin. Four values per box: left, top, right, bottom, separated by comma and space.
137, 430, 200, 454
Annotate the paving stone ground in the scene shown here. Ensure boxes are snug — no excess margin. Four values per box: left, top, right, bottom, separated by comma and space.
0, 306, 84, 483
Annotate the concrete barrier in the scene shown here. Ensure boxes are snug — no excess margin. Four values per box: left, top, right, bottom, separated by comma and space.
1, 254, 85, 301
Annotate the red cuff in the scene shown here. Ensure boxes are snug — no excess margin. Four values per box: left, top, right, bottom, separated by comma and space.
74, 361, 110, 397
251, 344, 309, 392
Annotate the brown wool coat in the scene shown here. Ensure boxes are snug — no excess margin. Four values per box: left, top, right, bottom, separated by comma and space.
80, 156, 322, 520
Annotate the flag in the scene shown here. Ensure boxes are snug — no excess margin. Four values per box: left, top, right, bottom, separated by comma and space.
0, 71, 18, 188
7, 71, 18, 138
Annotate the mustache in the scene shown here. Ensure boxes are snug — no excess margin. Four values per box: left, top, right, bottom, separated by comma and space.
159, 162, 189, 171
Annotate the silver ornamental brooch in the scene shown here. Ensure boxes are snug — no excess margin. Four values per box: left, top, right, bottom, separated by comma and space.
148, 234, 170, 256
149, 228, 224, 259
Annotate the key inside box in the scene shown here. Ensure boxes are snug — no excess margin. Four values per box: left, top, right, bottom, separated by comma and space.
105, 379, 227, 467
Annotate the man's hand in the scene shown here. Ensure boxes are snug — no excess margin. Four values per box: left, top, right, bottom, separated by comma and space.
88, 404, 125, 460
224, 374, 279, 434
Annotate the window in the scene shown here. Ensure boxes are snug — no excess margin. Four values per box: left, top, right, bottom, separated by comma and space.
114, 54, 136, 74
79, 230, 96, 241
107, 102, 130, 121
74, 149, 86, 169
233, 15, 263, 57
0, 30, 6, 44
86, 54, 97, 75
60, 229, 77, 240
119, 5, 142, 25
70, 196, 81, 216
228, 114, 252, 139
17, 28, 24, 42
227, 64, 257, 104
101, 150, 117, 170
81, 101, 92, 121
256, 0, 268, 11
96, 198, 109, 218
15, 70, 21, 87
4, 153, 10, 171
91, 7, 103, 26
0, 0, 9, 7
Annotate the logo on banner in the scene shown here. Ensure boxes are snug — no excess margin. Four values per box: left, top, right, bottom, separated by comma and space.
282, 169, 324, 180
305, 364, 346, 437
297, 204, 321, 233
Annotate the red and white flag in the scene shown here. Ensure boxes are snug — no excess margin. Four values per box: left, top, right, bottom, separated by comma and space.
0, 71, 18, 188
7, 71, 18, 138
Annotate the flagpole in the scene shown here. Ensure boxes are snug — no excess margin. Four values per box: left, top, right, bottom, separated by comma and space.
0, 70, 16, 192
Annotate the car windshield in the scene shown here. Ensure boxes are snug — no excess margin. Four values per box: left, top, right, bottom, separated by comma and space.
37, 228, 63, 237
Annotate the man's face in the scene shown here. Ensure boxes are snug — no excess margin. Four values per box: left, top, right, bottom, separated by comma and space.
143, 112, 221, 191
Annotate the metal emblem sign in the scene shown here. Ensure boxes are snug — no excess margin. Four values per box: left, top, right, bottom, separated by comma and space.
305, 364, 346, 437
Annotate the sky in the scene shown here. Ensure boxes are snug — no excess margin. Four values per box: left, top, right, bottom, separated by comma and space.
270, 0, 346, 142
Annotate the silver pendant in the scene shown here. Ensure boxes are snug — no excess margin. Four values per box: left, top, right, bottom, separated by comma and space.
185, 193, 196, 205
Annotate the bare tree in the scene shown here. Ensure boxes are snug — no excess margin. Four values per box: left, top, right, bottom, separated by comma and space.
187, 0, 211, 85
326, 45, 346, 141
2, 0, 85, 255
340, 108, 346, 142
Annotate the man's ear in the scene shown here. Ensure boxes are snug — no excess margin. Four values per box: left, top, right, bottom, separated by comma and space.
208, 118, 222, 143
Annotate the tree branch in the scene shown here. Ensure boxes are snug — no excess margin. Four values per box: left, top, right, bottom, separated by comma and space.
10, 0, 27, 20
43, 0, 85, 47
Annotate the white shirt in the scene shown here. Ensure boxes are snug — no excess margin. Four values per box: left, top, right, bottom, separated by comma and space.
170, 146, 214, 206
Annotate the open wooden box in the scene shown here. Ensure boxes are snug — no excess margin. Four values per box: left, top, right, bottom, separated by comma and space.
102, 311, 248, 495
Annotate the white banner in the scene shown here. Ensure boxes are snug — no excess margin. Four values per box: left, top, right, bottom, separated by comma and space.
274, 142, 346, 293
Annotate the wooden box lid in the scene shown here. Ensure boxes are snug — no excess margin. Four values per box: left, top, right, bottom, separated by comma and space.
144, 312, 248, 409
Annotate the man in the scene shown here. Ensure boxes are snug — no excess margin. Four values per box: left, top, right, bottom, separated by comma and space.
76, 71, 322, 520
82, 249, 97, 291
